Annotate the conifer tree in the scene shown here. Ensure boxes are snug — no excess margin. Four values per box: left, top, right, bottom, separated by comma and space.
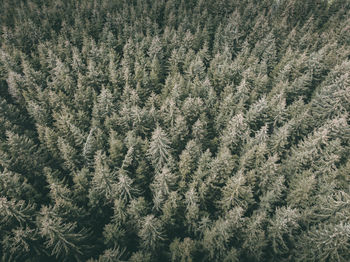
38, 206, 89, 261
147, 126, 171, 173
138, 215, 164, 252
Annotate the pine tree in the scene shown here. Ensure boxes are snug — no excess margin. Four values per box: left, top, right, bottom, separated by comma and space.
92, 246, 126, 262
138, 215, 164, 251
241, 211, 268, 261
0, 197, 35, 228
219, 171, 254, 212
116, 171, 138, 202
89, 151, 117, 206
295, 222, 350, 262
267, 206, 300, 256
221, 113, 250, 154
169, 237, 199, 262
203, 207, 244, 260
147, 126, 171, 173
151, 166, 177, 210
1, 226, 40, 262
38, 206, 89, 261
83, 128, 98, 168
0, 169, 37, 201
179, 139, 202, 184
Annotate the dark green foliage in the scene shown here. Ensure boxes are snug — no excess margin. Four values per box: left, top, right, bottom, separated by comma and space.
0, 0, 349, 261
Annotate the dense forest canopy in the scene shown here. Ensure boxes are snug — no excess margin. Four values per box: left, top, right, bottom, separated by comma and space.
0, 0, 350, 261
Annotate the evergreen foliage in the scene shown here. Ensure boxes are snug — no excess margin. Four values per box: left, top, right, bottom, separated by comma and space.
0, 0, 349, 261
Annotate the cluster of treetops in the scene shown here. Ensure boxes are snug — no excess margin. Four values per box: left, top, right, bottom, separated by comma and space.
0, 0, 349, 261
